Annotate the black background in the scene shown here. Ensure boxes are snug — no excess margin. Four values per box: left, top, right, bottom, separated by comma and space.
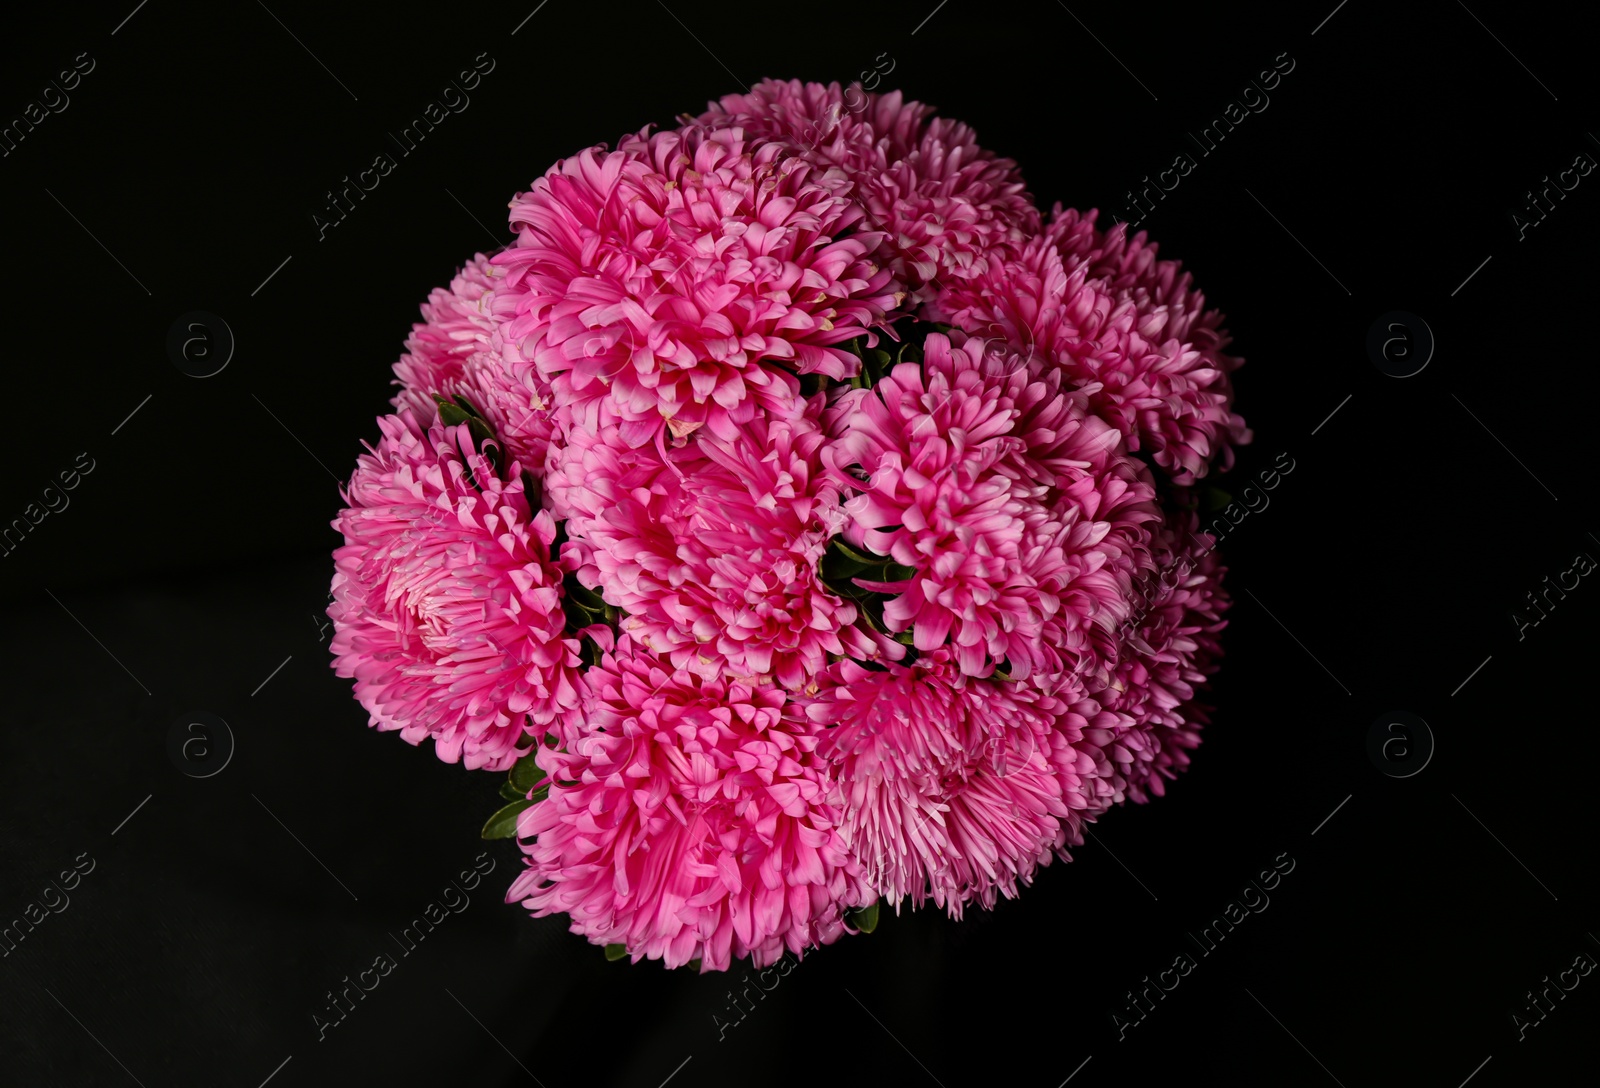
3, 1, 1597, 1085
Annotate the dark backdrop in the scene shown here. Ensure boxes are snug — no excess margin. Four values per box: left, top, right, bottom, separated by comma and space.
3, 1, 1597, 1085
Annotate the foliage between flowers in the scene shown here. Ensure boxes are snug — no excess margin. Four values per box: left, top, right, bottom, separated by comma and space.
328, 77, 1250, 973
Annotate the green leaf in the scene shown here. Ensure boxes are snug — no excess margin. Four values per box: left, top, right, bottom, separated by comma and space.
465, 414, 498, 448
498, 780, 525, 801
846, 900, 880, 934
578, 634, 603, 670
821, 536, 891, 583
822, 552, 875, 581
829, 538, 880, 566
513, 719, 539, 751
509, 752, 548, 792
853, 592, 890, 635
466, 417, 503, 477
561, 571, 615, 635
683, 957, 702, 972
433, 394, 507, 490
434, 395, 472, 427
604, 943, 628, 961
563, 574, 606, 611
1201, 486, 1233, 513
863, 348, 892, 387
823, 577, 874, 605
481, 798, 535, 839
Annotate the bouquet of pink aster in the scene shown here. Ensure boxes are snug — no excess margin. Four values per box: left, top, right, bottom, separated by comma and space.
328, 79, 1250, 972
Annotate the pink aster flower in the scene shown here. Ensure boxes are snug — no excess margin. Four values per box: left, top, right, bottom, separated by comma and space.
799, 648, 1076, 917
699, 80, 1040, 308
1048, 207, 1252, 480
383, 252, 563, 493
548, 396, 874, 689
1096, 506, 1229, 803
454, 330, 561, 488
1043, 679, 1139, 822
931, 220, 1250, 483
507, 632, 870, 970
390, 253, 503, 420
857, 112, 1040, 306
493, 124, 903, 451
328, 409, 582, 771
694, 79, 881, 176
821, 331, 1159, 685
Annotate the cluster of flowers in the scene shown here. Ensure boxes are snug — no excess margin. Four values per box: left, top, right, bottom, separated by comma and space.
328, 79, 1250, 973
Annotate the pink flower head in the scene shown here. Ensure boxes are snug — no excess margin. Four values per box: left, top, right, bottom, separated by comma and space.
507, 633, 870, 970
1049, 207, 1251, 480
1043, 681, 1137, 821
549, 395, 874, 689
328, 409, 582, 771
932, 219, 1250, 483
856, 111, 1040, 306
390, 253, 503, 420
695, 79, 881, 176
1096, 506, 1229, 803
699, 80, 1040, 308
800, 648, 1075, 917
494, 124, 903, 451
454, 330, 560, 488
822, 331, 1159, 685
